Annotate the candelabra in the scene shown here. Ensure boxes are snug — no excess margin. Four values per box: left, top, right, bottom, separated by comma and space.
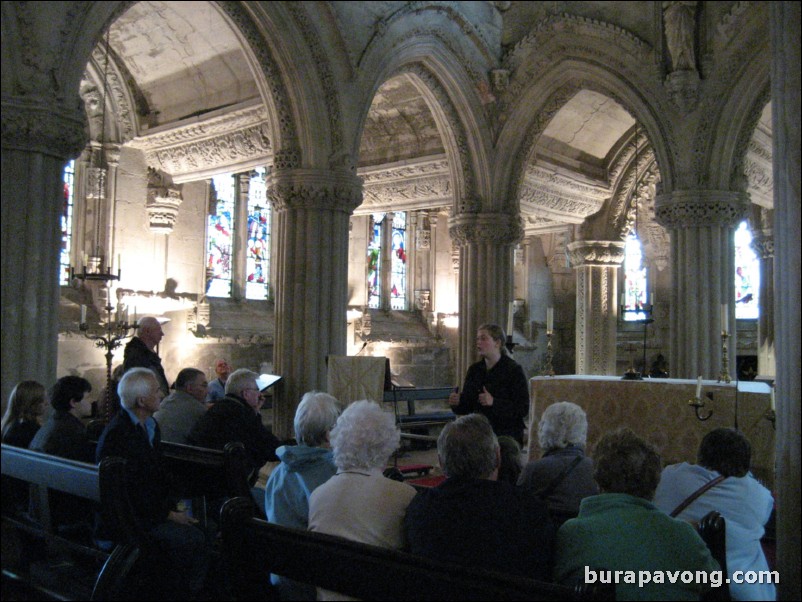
718, 331, 732, 383
73, 259, 136, 422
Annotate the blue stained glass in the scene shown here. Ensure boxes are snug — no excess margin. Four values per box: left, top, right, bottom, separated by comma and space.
246, 168, 270, 300
734, 221, 759, 320
623, 232, 649, 321
59, 160, 75, 285
206, 174, 235, 297
390, 212, 406, 310
367, 213, 383, 309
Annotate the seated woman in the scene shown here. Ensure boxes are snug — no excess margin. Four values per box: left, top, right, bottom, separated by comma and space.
518, 401, 598, 525
309, 400, 416, 601
554, 428, 719, 601
654, 428, 775, 601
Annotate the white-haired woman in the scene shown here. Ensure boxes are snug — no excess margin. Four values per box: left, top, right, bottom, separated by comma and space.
309, 401, 416, 597
518, 401, 598, 525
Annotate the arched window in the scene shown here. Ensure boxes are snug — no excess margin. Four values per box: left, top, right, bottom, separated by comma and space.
59, 160, 75, 285
206, 168, 271, 299
622, 231, 649, 321
734, 221, 759, 320
390, 212, 407, 310
367, 211, 407, 310
367, 213, 383, 309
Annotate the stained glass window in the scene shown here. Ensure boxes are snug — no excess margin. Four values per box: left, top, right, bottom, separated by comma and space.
59, 160, 75, 285
245, 167, 270, 300
734, 221, 759, 320
390, 212, 407, 310
206, 174, 235, 297
622, 232, 649, 321
367, 213, 383, 309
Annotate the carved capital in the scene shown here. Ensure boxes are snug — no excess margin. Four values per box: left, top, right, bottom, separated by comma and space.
567, 240, 626, 267
1, 95, 86, 158
146, 167, 183, 234
268, 169, 363, 213
654, 190, 749, 228
449, 212, 523, 246
753, 235, 774, 259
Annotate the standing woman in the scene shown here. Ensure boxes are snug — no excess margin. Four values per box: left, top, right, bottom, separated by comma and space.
448, 324, 530, 445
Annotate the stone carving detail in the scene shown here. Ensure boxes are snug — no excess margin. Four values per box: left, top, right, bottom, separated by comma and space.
86, 166, 107, 201
451, 247, 460, 275
416, 212, 432, 250
360, 159, 453, 212
567, 241, 626, 268
654, 191, 749, 228
146, 167, 183, 234
449, 213, 523, 246
268, 170, 363, 213
196, 301, 211, 328
1, 96, 86, 159
85, 45, 137, 143
753, 235, 774, 259
519, 165, 608, 221
414, 289, 431, 311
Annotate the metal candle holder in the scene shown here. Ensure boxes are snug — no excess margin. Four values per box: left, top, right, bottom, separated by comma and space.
688, 391, 714, 421
718, 331, 732, 383
620, 303, 654, 379
543, 331, 555, 376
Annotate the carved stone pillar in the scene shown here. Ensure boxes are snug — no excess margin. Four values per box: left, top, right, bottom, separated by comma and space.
1, 95, 86, 404
232, 172, 250, 300
567, 241, 626, 375
268, 168, 362, 438
770, 3, 801, 597
655, 190, 749, 379
753, 224, 775, 376
381, 212, 394, 311
449, 212, 522, 381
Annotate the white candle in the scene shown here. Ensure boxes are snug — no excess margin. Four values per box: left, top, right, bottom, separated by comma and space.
720, 303, 729, 332
696, 375, 702, 399
80, 304, 87, 325
620, 293, 625, 307
133, 306, 137, 324
650, 292, 655, 306
770, 386, 775, 411
117, 254, 121, 272
506, 302, 514, 335
546, 307, 554, 333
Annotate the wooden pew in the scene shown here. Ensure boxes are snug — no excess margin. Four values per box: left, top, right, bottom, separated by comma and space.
697, 511, 731, 601
1, 444, 142, 601
220, 496, 614, 601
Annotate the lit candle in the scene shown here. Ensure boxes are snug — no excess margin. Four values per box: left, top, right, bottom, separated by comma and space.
650, 292, 655, 306
506, 302, 514, 335
117, 254, 121, 272
546, 307, 554, 333
80, 304, 87, 325
696, 375, 702, 399
133, 306, 137, 324
770, 386, 775, 411
620, 293, 625, 308
720, 303, 729, 333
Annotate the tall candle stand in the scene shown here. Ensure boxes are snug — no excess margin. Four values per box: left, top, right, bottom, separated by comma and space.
718, 331, 732, 384
543, 331, 555, 376
73, 260, 137, 422
620, 302, 654, 380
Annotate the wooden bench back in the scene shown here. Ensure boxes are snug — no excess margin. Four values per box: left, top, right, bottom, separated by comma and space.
220, 496, 614, 601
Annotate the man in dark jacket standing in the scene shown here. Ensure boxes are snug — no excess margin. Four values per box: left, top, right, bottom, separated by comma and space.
123, 316, 170, 396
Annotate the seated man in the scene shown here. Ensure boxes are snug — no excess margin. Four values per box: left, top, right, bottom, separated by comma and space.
30, 376, 94, 533
404, 413, 554, 580
188, 368, 279, 484
96, 368, 209, 596
554, 428, 720, 601
654, 428, 775, 601
264, 391, 341, 600
206, 358, 231, 403
153, 367, 209, 443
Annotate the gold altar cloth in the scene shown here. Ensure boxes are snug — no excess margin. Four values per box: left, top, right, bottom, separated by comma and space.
527, 376, 775, 491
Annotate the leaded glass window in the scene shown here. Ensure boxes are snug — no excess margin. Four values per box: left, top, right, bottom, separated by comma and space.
246, 168, 270, 300
206, 174, 235, 297
734, 221, 759, 320
367, 213, 383, 309
390, 212, 407, 310
622, 232, 649, 321
59, 160, 75, 285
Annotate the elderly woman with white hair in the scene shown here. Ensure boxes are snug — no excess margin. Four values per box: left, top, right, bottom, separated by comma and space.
309, 399, 416, 554
518, 401, 598, 525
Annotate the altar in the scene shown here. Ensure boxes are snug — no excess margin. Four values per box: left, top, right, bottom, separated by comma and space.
527, 376, 775, 490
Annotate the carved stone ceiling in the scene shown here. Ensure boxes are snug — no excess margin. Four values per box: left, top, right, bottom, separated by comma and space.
108, 1, 258, 128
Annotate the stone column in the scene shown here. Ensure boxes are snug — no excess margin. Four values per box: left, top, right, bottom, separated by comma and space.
268, 168, 362, 438
1, 95, 86, 405
770, 3, 801, 598
753, 223, 775, 376
655, 190, 748, 379
381, 211, 394, 310
567, 240, 626, 375
232, 172, 250, 300
449, 212, 522, 381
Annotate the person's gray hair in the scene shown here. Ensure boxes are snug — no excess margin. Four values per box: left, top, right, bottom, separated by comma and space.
330, 400, 400, 471
225, 368, 259, 397
438, 414, 499, 479
538, 401, 588, 452
118, 368, 159, 410
294, 391, 341, 447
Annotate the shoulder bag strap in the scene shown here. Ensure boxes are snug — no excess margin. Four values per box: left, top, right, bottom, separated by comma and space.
669, 475, 726, 518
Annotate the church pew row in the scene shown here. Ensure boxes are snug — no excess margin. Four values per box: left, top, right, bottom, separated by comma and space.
220, 496, 615, 601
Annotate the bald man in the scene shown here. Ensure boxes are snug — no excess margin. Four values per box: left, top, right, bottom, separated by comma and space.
123, 316, 170, 396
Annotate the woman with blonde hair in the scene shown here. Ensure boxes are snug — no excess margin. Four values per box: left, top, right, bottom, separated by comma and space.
1, 380, 47, 447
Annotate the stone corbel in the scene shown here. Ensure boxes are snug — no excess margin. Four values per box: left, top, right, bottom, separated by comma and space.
146, 167, 182, 234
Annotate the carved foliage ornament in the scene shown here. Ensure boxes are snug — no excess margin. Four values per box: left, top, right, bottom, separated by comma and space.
146, 167, 182, 234
268, 171, 363, 213
449, 212, 523, 246
654, 191, 749, 228
1, 96, 86, 158
567, 241, 626, 267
